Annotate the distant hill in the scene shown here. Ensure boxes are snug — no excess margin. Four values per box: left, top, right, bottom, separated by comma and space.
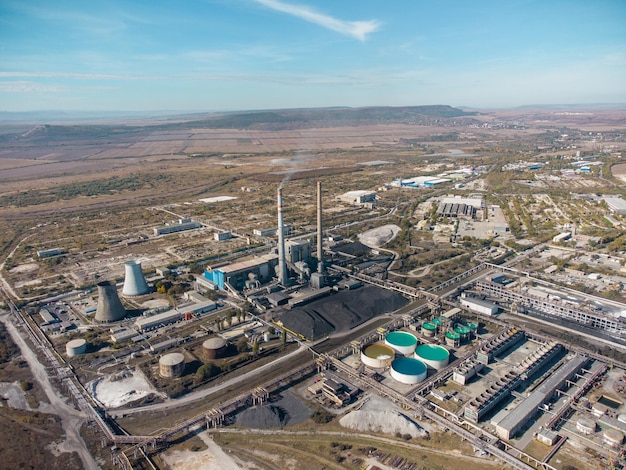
0, 105, 477, 144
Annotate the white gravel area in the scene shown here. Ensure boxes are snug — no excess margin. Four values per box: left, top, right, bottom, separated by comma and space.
358, 224, 401, 247
0, 381, 31, 410
89, 369, 164, 409
339, 394, 429, 438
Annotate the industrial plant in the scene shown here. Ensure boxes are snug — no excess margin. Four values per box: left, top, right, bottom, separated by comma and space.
3, 137, 626, 470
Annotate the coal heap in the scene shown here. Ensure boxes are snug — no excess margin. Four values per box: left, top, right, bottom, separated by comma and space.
279, 285, 409, 340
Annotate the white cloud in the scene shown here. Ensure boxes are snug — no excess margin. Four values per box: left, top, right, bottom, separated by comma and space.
253, 0, 380, 41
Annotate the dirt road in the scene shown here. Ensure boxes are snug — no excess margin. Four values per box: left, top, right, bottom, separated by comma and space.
0, 314, 100, 470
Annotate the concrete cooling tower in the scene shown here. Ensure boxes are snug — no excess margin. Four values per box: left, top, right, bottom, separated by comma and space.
122, 260, 149, 297
95, 280, 126, 322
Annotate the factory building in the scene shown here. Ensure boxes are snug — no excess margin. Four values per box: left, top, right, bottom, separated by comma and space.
154, 218, 201, 235
464, 371, 521, 423
436, 202, 476, 218
253, 225, 291, 237
603, 197, 626, 215
461, 295, 499, 316
495, 354, 588, 440
475, 280, 625, 336
476, 327, 525, 364
338, 190, 376, 205
204, 254, 278, 291
214, 231, 232, 241
177, 300, 217, 317
37, 248, 63, 258
135, 310, 182, 332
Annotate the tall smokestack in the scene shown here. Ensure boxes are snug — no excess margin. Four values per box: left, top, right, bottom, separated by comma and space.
277, 186, 288, 285
317, 181, 323, 274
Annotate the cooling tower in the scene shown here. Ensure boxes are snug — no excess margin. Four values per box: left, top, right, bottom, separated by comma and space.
95, 280, 126, 323
277, 186, 288, 285
122, 260, 150, 297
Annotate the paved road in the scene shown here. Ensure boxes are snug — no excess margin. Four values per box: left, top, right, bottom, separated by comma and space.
0, 314, 99, 470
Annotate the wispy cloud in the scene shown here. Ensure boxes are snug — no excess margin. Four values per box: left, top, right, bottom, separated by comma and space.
253, 0, 380, 41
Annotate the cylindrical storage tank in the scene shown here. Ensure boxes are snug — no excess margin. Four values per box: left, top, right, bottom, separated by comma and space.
445, 331, 461, 347
94, 280, 126, 323
604, 429, 623, 447
122, 260, 150, 297
361, 343, 395, 369
421, 322, 437, 337
263, 331, 271, 342
66, 338, 87, 357
454, 325, 470, 343
390, 357, 427, 384
385, 331, 418, 356
468, 322, 478, 337
159, 352, 185, 378
576, 417, 596, 435
431, 317, 442, 327
415, 344, 450, 370
202, 337, 227, 360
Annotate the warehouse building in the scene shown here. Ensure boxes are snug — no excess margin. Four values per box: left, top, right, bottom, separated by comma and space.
154, 218, 201, 235
461, 295, 499, 316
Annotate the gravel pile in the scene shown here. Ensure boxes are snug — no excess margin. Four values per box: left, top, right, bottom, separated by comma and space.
235, 392, 312, 428
339, 409, 427, 438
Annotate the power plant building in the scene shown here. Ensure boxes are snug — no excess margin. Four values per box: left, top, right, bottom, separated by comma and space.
204, 254, 278, 291
285, 239, 312, 264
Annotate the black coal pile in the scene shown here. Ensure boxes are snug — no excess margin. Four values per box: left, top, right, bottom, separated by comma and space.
279, 285, 409, 340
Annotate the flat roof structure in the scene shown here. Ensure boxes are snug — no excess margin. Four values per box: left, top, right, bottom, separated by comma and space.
604, 197, 626, 215
495, 354, 588, 440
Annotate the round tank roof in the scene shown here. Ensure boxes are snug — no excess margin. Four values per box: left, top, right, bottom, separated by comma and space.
415, 344, 450, 361
455, 325, 470, 334
203, 337, 227, 350
385, 331, 418, 347
604, 429, 623, 445
363, 343, 394, 359
392, 357, 427, 375
446, 331, 461, 339
422, 322, 437, 330
66, 338, 87, 348
159, 352, 185, 366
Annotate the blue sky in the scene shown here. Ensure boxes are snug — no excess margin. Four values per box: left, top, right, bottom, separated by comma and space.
1, 0, 625, 112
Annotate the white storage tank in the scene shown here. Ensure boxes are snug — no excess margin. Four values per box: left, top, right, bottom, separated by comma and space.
159, 352, 186, 378
66, 338, 87, 357
576, 417, 596, 435
385, 331, 418, 356
361, 343, 394, 369
604, 429, 624, 448
390, 357, 427, 384
414, 344, 450, 370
